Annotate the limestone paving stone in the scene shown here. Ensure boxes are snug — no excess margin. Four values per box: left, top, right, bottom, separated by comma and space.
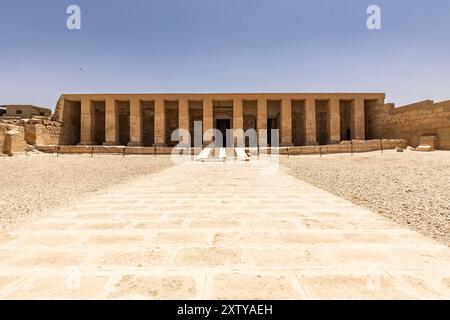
210, 273, 303, 300
108, 275, 197, 300
5, 276, 109, 300
298, 273, 411, 300
399, 275, 446, 299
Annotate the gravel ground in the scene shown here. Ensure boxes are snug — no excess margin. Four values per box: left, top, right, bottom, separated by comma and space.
0, 153, 174, 230
281, 150, 450, 246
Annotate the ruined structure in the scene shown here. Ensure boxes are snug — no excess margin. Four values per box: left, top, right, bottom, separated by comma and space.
1, 105, 52, 119
3, 92, 448, 156
367, 100, 450, 150
51, 93, 449, 152
0, 117, 61, 156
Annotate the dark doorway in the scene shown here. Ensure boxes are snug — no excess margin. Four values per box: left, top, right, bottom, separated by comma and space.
346, 128, 351, 141
267, 118, 278, 146
216, 119, 231, 147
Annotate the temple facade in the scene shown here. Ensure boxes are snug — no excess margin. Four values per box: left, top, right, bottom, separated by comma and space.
53, 93, 386, 147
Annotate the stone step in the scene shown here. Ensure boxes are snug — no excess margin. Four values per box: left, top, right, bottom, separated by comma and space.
196, 147, 250, 162
226, 148, 236, 159
195, 147, 212, 161
235, 147, 250, 161
218, 148, 227, 160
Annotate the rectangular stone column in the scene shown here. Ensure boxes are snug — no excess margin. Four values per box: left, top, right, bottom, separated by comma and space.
79, 98, 95, 145
104, 98, 118, 145
154, 98, 166, 147
354, 98, 365, 140
203, 98, 213, 145
233, 99, 244, 146
178, 98, 190, 144
257, 98, 267, 145
329, 98, 340, 144
280, 98, 293, 146
305, 98, 317, 145
128, 98, 142, 146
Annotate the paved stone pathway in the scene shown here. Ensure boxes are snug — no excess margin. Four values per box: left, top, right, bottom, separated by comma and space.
1, 160, 450, 299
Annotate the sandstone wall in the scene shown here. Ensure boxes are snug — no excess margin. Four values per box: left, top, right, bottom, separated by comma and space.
366, 100, 450, 149
52, 98, 81, 145
0, 117, 62, 149
24, 119, 61, 146
0, 124, 7, 153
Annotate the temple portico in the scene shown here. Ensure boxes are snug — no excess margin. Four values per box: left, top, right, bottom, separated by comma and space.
56, 93, 385, 147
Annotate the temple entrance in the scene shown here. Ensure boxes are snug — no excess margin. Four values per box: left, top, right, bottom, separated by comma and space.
267, 118, 278, 146
216, 119, 231, 147
346, 128, 351, 141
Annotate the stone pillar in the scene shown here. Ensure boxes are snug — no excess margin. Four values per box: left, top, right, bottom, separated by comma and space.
128, 98, 142, 146
354, 98, 365, 140
178, 98, 190, 144
329, 98, 341, 144
154, 98, 166, 147
305, 98, 317, 145
257, 98, 267, 145
203, 98, 214, 145
233, 99, 244, 146
280, 98, 293, 146
104, 97, 118, 145
79, 98, 95, 145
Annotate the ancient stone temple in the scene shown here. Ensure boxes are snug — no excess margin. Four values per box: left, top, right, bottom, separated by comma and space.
52, 93, 386, 147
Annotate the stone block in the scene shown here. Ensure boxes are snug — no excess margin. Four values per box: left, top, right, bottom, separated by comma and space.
211, 273, 300, 300
6, 276, 108, 299
155, 146, 173, 155
415, 145, 433, 152
173, 247, 242, 267
3, 128, 26, 156
299, 274, 410, 299
419, 135, 439, 150
109, 275, 197, 299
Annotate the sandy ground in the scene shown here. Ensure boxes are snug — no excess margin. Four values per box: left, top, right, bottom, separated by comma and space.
281, 150, 450, 246
0, 153, 174, 230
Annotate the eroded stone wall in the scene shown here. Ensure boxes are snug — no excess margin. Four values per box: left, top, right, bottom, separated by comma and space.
366, 100, 450, 149
24, 118, 62, 146
0, 117, 62, 154
53, 99, 81, 145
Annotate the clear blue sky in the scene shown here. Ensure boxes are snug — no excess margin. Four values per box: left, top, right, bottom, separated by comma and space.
1, 0, 450, 109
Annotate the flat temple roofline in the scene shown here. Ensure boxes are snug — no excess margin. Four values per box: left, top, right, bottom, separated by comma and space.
60, 92, 386, 101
